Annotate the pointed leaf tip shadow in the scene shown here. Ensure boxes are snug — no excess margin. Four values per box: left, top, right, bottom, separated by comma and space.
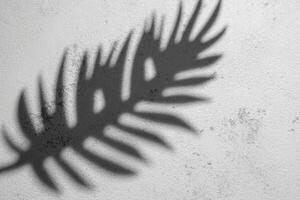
74, 147, 135, 175
99, 136, 147, 162
18, 91, 37, 140
182, 0, 202, 40
55, 156, 92, 188
133, 111, 196, 132
167, 1, 183, 47
196, 0, 224, 41
0, 127, 25, 174
33, 162, 59, 192
172, 75, 215, 87
156, 95, 209, 104
116, 123, 173, 150
2, 127, 23, 154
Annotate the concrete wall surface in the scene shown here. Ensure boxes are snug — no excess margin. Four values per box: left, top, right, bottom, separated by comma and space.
0, 0, 299, 199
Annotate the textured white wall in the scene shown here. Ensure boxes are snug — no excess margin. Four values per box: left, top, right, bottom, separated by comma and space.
0, 0, 300, 199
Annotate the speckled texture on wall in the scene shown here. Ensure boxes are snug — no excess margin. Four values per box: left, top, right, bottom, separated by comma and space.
0, 0, 299, 200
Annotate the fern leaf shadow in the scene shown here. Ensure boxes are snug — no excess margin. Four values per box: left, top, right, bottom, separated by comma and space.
0, 0, 226, 192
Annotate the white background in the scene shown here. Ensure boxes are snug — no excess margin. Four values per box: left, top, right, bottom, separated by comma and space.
0, 0, 300, 199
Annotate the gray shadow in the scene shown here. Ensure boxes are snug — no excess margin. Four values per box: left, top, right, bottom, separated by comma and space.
0, 0, 226, 192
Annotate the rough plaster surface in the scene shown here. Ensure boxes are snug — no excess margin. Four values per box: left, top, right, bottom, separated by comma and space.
0, 0, 299, 199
